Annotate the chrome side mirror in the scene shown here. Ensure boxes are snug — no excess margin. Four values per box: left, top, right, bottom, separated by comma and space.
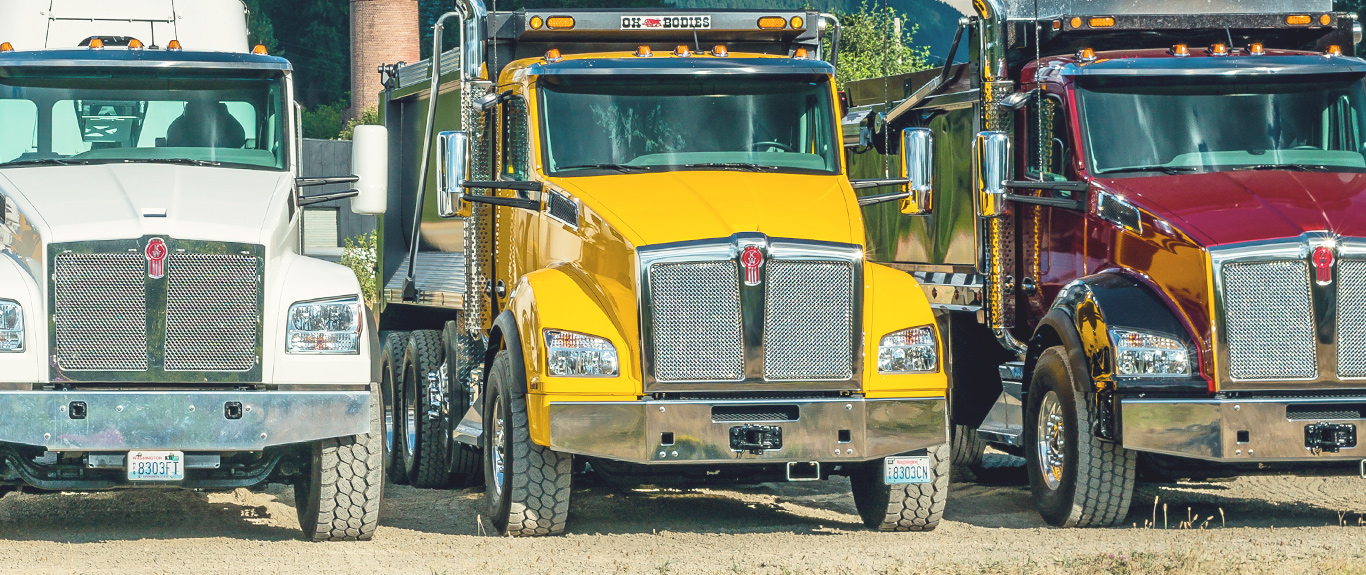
437, 130, 469, 218
349, 125, 388, 215
900, 128, 933, 215
974, 131, 1011, 218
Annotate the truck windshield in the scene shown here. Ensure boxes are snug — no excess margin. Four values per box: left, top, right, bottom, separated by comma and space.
538, 74, 839, 176
1077, 74, 1366, 176
0, 69, 288, 170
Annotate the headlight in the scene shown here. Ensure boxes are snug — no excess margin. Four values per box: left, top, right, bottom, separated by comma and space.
1111, 328, 1191, 377
0, 299, 21, 352
286, 296, 360, 354
545, 329, 618, 377
877, 326, 937, 373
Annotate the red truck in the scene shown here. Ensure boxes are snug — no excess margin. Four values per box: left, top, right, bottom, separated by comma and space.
846, 0, 1366, 526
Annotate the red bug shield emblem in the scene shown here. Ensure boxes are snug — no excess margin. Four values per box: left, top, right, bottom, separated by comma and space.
740, 246, 764, 286
145, 238, 167, 279
1313, 245, 1336, 286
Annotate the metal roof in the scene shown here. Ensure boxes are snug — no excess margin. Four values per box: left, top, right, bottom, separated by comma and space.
0, 49, 291, 71
1063, 54, 1366, 77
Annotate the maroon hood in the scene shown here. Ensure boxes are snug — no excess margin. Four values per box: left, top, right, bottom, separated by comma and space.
1096, 171, 1366, 247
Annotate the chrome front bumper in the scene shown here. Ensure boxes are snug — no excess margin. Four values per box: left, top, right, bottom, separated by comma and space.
1123, 396, 1366, 461
0, 390, 371, 451
548, 396, 946, 464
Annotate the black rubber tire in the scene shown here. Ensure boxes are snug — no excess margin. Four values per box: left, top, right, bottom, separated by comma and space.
949, 423, 987, 482
401, 330, 450, 488
442, 321, 483, 487
295, 383, 385, 541
1024, 346, 1136, 528
380, 332, 408, 486
850, 444, 950, 531
482, 350, 572, 537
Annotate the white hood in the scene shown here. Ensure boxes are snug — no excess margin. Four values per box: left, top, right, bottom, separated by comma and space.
0, 164, 292, 245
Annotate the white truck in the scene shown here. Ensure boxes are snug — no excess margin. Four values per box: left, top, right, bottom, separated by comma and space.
0, 0, 390, 541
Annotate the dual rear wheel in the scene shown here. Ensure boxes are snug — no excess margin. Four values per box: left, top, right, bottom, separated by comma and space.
381, 327, 482, 489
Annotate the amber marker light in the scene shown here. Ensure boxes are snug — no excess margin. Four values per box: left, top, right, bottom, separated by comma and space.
88, 38, 105, 49
1170, 43, 1190, 57
1089, 16, 1115, 28
1069, 16, 1082, 29
1287, 14, 1312, 25
758, 16, 787, 29
0, 42, 14, 53
546, 16, 575, 29
793, 47, 809, 59
1248, 42, 1266, 55
167, 40, 182, 51
1209, 43, 1230, 56
1321, 14, 1333, 26
790, 16, 804, 29
635, 45, 653, 57
1328, 44, 1344, 56
128, 38, 144, 50
529, 16, 544, 29
674, 45, 691, 57
1076, 47, 1096, 61
544, 48, 562, 62
713, 44, 729, 57
1052, 19, 1062, 31
253, 44, 269, 55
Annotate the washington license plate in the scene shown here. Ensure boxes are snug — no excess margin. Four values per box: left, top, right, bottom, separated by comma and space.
127, 451, 184, 481
884, 456, 931, 484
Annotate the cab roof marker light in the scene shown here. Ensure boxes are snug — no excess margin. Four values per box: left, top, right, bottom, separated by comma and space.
88, 38, 104, 50
1076, 47, 1096, 62
1287, 14, 1312, 26
793, 47, 809, 60
544, 48, 562, 62
1089, 17, 1115, 28
128, 38, 144, 50
546, 16, 575, 29
1209, 43, 1230, 56
758, 16, 787, 29
1069, 16, 1082, 29
529, 16, 544, 30
635, 45, 652, 57
252, 44, 268, 55
0, 42, 12, 53
1170, 43, 1190, 57
1328, 44, 1344, 56
674, 45, 691, 57
1248, 42, 1266, 56
1321, 14, 1333, 26
1051, 19, 1062, 31
713, 45, 728, 57
167, 40, 182, 51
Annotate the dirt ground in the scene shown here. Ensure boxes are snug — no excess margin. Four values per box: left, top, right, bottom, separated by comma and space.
0, 454, 1364, 574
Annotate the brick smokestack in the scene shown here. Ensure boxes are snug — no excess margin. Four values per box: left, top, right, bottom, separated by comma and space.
350, 0, 419, 119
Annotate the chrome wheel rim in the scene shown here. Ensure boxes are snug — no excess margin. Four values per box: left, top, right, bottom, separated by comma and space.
1037, 391, 1065, 491
384, 407, 395, 454
491, 400, 506, 496
404, 371, 417, 459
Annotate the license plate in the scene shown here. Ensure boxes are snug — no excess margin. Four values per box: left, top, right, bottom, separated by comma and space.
884, 456, 932, 484
620, 15, 711, 30
127, 451, 184, 481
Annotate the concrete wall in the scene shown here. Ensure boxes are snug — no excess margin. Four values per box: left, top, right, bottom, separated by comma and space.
301, 138, 376, 260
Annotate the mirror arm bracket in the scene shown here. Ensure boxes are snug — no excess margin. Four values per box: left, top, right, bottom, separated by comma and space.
462, 180, 544, 192
296, 176, 360, 187
1004, 180, 1089, 192
857, 191, 912, 207
463, 194, 540, 211
850, 178, 910, 190
1002, 193, 1084, 211
298, 189, 360, 207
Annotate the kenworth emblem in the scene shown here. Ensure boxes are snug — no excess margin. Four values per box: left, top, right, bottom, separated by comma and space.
740, 245, 764, 286
1313, 245, 1335, 286
145, 237, 167, 279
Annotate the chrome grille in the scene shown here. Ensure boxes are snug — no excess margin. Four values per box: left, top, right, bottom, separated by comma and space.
649, 261, 744, 382
1222, 261, 1317, 380
165, 254, 260, 371
1337, 260, 1366, 377
52, 253, 148, 371
763, 261, 855, 380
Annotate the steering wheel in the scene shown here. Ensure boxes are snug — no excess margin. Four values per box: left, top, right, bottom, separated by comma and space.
751, 141, 796, 153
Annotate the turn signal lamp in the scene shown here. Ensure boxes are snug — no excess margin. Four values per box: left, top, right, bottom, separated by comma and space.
1051, 19, 1063, 31
674, 45, 691, 57
252, 44, 269, 55
793, 47, 809, 59
88, 38, 104, 49
1209, 43, 1230, 56
1076, 47, 1096, 61
1248, 42, 1266, 55
758, 16, 787, 29
790, 16, 804, 29
128, 38, 144, 50
546, 16, 575, 29
1328, 44, 1344, 56
544, 48, 562, 62
635, 45, 652, 57
167, 40, 182, 51
1069, 16, 1082, 29
1171, 43, 1190, 57
529, 16, 544, 29
713, 45, 729, 57
1321, 14, 1333, 26
0, 43, 12, 53
1287, 14, 1312, 26
1089, 17, 1115, 28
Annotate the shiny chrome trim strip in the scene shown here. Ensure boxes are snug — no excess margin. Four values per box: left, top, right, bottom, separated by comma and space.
1122, 395, 1366, 461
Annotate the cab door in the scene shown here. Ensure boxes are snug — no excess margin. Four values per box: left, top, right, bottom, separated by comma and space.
1017, 89, 1085, 329
493, 91, 542, 312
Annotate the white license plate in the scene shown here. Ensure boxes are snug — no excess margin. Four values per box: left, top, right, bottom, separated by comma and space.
127, 451, 184, 481
620, 15, 712, 30
884, 456, 932, 484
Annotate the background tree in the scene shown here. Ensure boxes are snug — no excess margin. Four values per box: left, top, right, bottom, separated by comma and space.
827, 2, 932, 87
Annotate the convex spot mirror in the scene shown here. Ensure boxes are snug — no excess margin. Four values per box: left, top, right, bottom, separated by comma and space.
437, 130, 470, 218
900, 128, 933, 215
350, 125, 388, 215
974, 131, 1011, 218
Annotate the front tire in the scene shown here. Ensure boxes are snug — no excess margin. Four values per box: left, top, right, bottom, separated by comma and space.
295, 383, 385, 541
482, 350, 572, 537
1024, 346, 1136, 527
401, 330, 450, 488
849, 444, 950, 531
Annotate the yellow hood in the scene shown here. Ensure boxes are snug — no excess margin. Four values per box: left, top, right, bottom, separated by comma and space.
550, 171, 864, 247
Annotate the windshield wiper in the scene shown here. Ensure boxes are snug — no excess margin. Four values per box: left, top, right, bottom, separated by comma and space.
1229, 164, 1333, 172
0, 158, 88, 167
680, 162, 778, 172
556, 163, 649, 173
119, 158, 222, 167
1100, 165, 1203, 176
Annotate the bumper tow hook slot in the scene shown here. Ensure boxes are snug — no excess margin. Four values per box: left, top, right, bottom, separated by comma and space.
786, 461, 820, 481
729, 424, 782, 454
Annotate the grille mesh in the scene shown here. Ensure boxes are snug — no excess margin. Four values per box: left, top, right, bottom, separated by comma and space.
52, 253, 148, 371
650, 261, 744, 382
1337, 260, 1366, 377
165, 254, 260, 371
763, 261, 855, 380
1223, 260, 1317, 380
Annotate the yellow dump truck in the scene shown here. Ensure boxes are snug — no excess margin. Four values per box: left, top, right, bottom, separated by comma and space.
375, 3, 950, 536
